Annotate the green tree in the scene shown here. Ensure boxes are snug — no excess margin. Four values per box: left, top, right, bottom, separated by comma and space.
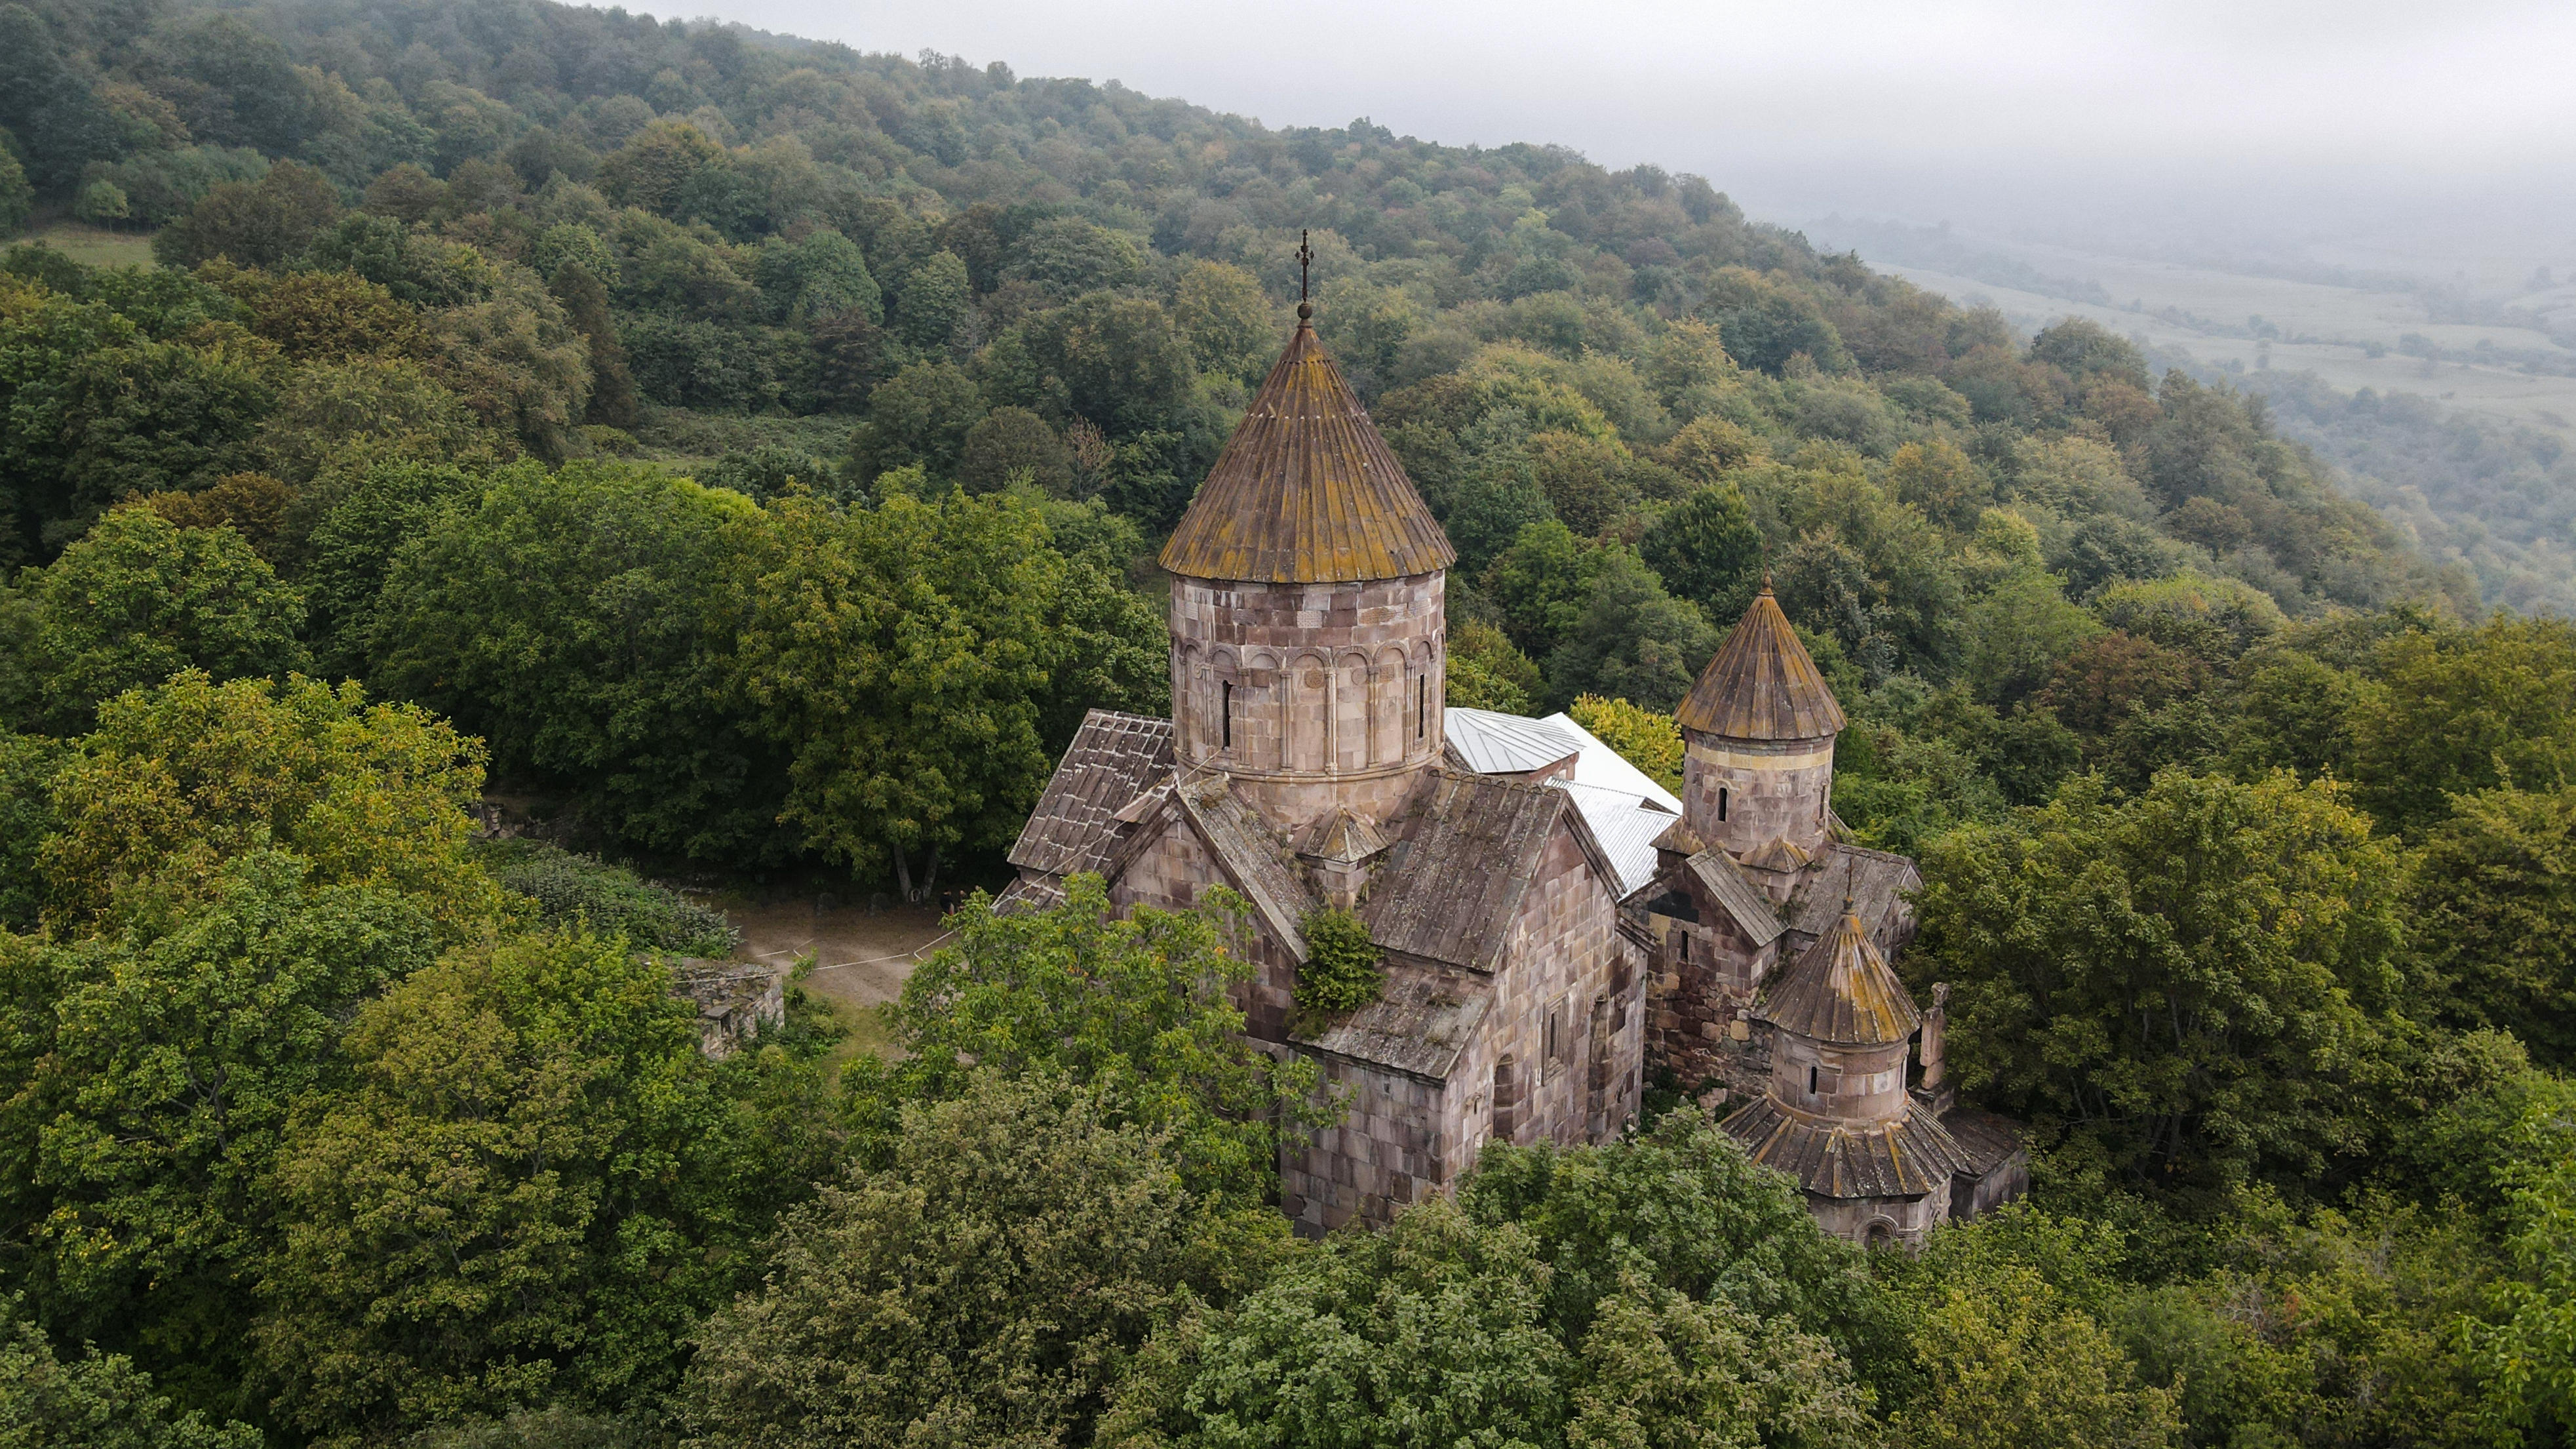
0, 288, 279, 542
302, 460, 477, 675
1459, 1111, 1890, 1360
371, 463, 793, 865
956, 405, 1073, 494
2478, 1077, 2576, 1444
0, 730, 62, 929
2348, 618, 2576, 837
19, 506, 307, 735
0, 856, 437, 1412
1886, 440, 1992, 530
1173, 258, 1274, 384
1546, 551, 1719, 713
151, 161, 341, 269
254, 928, 811, 1441
1005, 216, 1144, 298
1006, 291, 1200, 439
142, 473, 290, 563
1567, 694, 1683, 791
36, 671, 501, 934
1107, 1183, 1875, 1449
2036, 631, 2207, 742
1296, 907, 1382, 1014
758, 228, 880, 325
418, 264, 593, 460
237, 268, 418, 362
891, 248, 969, 352
850, 877, 1323, 1202
1913, 770, 2407, 1193
0, 147, 34, 237
0, 7, 126, 193
595, 120, 721, 216
686, 1072, 1284, 1449
1961, 562, 2101, 708
0, 1297, 259, 1449
2408, 784, 2576, 1066
1487, 517, 1601, 660
1446, 616, 1544, 714
722, 490, 1063, 898
1641, 481, 1763, 625
846, 358, 986, 483
1892, 1265, 2180, 1449
547, 263, 639, 429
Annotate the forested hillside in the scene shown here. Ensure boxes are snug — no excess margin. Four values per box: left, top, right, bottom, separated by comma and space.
1, 2, 2572, 1447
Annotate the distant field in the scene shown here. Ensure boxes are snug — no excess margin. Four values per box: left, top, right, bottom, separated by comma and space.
1875, 260, 2576, 441
24, 218, 157, 269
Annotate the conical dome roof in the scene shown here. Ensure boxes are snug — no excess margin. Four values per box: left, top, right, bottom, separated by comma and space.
1675, 582, 1846, 741
1159, 314, 1456, 584
1755, 907, 1921, 1046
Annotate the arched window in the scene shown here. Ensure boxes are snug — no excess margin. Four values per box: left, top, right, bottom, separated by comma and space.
1719, 785, 1730, 822
1221, 681, 1233, 749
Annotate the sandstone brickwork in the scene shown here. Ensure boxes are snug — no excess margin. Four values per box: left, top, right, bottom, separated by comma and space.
1682, 731, 1837, 858
1169, 572, 1445, 837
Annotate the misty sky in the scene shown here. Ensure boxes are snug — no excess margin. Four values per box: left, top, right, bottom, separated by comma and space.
688, 0, 2576, 257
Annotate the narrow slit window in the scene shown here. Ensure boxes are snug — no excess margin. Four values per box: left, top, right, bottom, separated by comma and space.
1415, 673, 1426, 739
1221, 681, 1233, 749
1807, 1063, 1819, 1095
1718, 785, 1730, 822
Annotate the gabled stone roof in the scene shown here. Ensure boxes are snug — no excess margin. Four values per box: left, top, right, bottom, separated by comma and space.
1006, 711, 1175, 875
1755, 906, 1921, 1046
1940, 1103, 2025, 1179
1291, 959, 1494, 1082
1719, 1094, 1972, 1200
1784, 843, 1920, 943
1159, 318, 1456, 584
1687, 849, 1787, 948
1172, 772, 1320, 961
1365, 771, 1590, 974
1676, 584, 1847, 742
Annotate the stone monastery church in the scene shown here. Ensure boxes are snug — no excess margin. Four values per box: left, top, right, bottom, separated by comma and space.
1002, 303, 2025, 1244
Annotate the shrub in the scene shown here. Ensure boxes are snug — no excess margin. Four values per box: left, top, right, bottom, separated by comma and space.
1297, 907, 1383, 1014
473, 839, 737, 956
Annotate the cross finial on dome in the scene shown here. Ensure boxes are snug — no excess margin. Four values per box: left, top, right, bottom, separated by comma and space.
1296, 229, 1314, 320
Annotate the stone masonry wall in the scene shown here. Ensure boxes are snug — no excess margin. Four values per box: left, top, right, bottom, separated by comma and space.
1644, 898, 1779, 1100
1170, 572, 1445, 837
1283, 1056, 1453, 1234
1286, 821, 1646, 1235
1812, 1181, 1951, 1248
1768, 1034, 1913, 1125
1683, 730, 1837, 858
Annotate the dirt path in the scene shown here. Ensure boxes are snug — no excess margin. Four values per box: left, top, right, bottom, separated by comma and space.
716, 894, 953, 1060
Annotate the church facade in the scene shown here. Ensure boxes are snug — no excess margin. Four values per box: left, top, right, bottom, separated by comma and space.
1002, 308, 2023, 1244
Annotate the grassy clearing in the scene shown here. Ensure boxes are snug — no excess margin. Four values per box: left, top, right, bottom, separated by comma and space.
810, 991, 897, 1077
26, 218, 156, 269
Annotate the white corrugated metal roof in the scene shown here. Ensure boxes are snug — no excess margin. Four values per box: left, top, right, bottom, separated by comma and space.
1551, 780, 1670, 902
1537, 712, 1686, 816
1445, 707, 1582, 775
1447, 705, 1687, 902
